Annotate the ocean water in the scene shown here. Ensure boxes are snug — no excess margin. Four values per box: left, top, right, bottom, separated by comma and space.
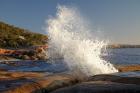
0, 48, 140, 73
105, 48, 140, 77
104, 48, 140, 65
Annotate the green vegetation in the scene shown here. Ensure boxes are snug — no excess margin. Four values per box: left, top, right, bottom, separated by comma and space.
0, 21, 48, 48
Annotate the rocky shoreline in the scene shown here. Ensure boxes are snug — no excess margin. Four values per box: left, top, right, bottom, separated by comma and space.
0, 63, 140, 93
1, 47, 140, 93
0, 46, 48, 61
0, 47, 140, 93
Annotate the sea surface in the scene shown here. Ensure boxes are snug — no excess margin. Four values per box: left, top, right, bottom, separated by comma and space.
105, 48, 140, 77
104, 48, 140, 65
0, 48, 140, 76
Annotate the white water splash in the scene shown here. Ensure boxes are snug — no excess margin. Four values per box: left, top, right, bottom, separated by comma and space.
46, 5, 118, 76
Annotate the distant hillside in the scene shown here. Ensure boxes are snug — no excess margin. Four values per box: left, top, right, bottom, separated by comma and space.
107, 44, 140, 48
0, 21, 48, 48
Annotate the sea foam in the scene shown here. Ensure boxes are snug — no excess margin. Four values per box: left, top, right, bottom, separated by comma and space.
46, 5, 118, 76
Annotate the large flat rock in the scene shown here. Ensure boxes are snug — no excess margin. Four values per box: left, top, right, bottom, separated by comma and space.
51, 81, 140, 93
51, 74, 140, 93
0, 72, 140, 93
0, 63, 140, 93
0, 71, 77, 93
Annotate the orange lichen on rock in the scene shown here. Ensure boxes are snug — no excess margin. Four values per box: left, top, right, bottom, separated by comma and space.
117, 65, 140, 72
0, 49, 15, 55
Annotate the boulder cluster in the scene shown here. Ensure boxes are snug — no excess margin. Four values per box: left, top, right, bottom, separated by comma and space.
0, 45, 48, 60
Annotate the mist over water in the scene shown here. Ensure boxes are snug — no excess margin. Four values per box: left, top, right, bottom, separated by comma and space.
46, 5, 118, 76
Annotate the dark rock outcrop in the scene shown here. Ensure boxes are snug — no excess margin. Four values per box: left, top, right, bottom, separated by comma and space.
51, 81, 140, 93
51, 74, 140, 93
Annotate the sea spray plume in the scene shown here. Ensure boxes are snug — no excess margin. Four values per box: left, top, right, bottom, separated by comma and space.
46, 5, 118, 76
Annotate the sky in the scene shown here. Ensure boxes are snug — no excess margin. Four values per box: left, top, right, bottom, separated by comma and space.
0, 0, 140, 44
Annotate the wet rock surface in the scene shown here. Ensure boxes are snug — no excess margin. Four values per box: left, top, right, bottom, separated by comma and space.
51, 81, 140, 93
51, 74, 140, 93
0, 72, 77, 93
0, 72, 140, 93
0, 61, 140, 93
